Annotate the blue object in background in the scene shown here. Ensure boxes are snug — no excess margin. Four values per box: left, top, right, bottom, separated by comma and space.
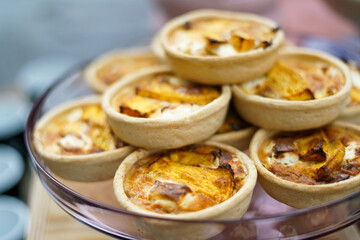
0, 92, 31, 140
15, 55, 80, 98
0, 145, 27, 240
0, 0, 154, 87
0, 195, 29, 240
301, 36, 360, 64
0, 144, 25, 194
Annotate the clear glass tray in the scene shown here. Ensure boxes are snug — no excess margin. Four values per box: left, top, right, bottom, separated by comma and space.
25, 61, 360, 239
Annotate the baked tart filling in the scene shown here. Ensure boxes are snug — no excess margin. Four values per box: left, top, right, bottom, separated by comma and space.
350, 87, 360, 107
38, 104, 124, 155
168, 17, 279, 57
112, 73, 221, 118
241, 59, 345, 100
217, 109, 251, 134
96, 56, 160, 86
259, 126, 360, 185
123, 145, 247, 214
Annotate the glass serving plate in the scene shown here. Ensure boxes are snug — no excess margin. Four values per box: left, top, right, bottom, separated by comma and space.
26, 61, 360, 240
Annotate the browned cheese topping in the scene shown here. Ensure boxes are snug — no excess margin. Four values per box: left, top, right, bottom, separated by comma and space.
39, 105, 124, 155
169, 17, 279, 57
241, 59, 345, 100
112, 73, 221, 118
124, 145, 247, 214
259, 126, 360, 185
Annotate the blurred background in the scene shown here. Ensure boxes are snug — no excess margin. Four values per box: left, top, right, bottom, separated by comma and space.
0, 0, 359, 239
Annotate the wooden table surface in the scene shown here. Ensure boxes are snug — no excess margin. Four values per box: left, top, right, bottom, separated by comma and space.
26, 173, 360, 240
26, 174, 114, 240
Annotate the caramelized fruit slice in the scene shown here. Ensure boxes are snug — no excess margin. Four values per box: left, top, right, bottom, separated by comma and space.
119, 96, 164, 118
136, 77, 220, 105
316, 139, 345, 181
350, 87, 360, 106
258, 62, 315, 100
230, 35, 255, 52
296, 130, 328, 162
90, 125, 121, 151
82, 105, 107, 126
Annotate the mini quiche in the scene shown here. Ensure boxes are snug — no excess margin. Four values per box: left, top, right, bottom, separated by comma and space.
33, 96, 134, 181
339, 64, 360, 124
84, 47, 161, 93
210, 106, 256, 150
159, 9, 285, 85
232, 47, 352, 131
250, 121, 360, 208
114, 141, 257, 220
102, 65, 231, 149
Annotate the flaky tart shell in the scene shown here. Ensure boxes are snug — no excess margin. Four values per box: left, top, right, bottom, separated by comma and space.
33, 96, 135, 182
151, 32, 167, 62
339, 104, 360, 125
210, 126, 256, 150
113, 141, 257, 220
102, 65, 231, 149
232, 47, 352, 131
339, 68, 360, 124
159, 9, 285, 85
249, 121, 360, 209
84, 47, 160, 93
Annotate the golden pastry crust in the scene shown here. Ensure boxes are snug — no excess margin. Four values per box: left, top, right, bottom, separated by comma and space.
250, 121, 360, 208
151, 32, 167, 62
232, 47, 352, 131
339, 65, 360, 124
102, 65, 231, 149
114, 141, 257, 219
33, 96, 134, 181
159, 9, 285, 85
84, 47, 161, 93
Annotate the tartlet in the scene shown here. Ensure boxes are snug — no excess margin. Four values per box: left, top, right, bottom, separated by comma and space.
114, 142, 256, 232
113, 142, 256, 239
232, 47, 352, 131
159, 9, 285, 85
33, 96, 134, 181
250, 121, 360, 208
84, 47, 161, 93
210, 105, 256, 150
114, 142, 257, 218
339, 64, 360, 124
102, 65, 231, 149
